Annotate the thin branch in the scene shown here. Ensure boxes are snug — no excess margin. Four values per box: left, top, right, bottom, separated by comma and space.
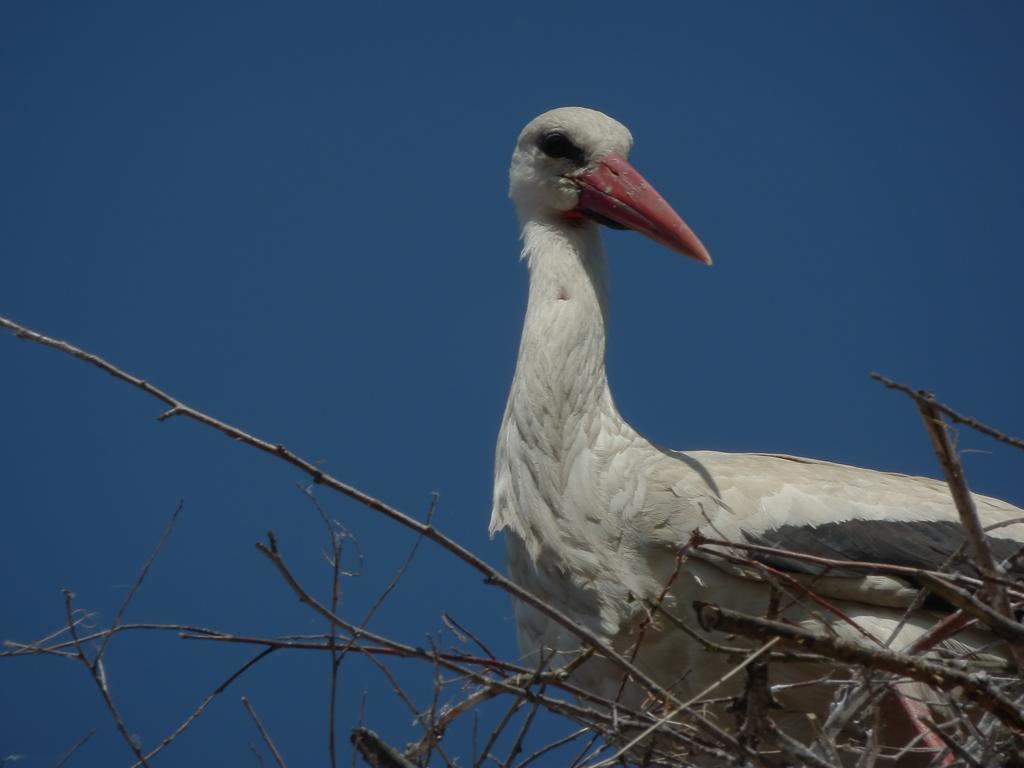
691, 535, 886, 646
914, 572, 1024, 647
502, 697, 544, 768
232, 544, 720, 761
442, 611, 498, 661
514, 727, 589, 768
129, 648, 276, 768
357, 648, 455, 768
242, 696, 287, 768
185, 631, 695, 765
53, 731, 95, 768
423, 636, 449, 768
919, 717, 983, 768
491, 652, 560, 768
694, 601, 1024, 731
568, 730, 605, 768
585, 637, 779, 768
904, 383, 1022, 665
871, 373, 1024, 452
4, 622, 233, 658
916, 408, 1005, 585
611, 546, 690, 707
691, 532, 1023, 599
0, 314, 683, 717
299, 485, 347, 768
62, 590, 149, 766
2, 612, 97, 659
646, 598, 820, 662
358, 494, 436, 630
474, 696, 525, 768
350, 728, 417, 768
180, 631, 628, 713
98, 500, 183, 661
765, 721, 839, 768
256, 530, 743, 750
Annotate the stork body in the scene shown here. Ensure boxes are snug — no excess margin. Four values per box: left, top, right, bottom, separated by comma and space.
491, 108, 1024, 755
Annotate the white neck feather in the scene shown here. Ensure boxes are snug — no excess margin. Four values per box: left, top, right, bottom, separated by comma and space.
490, 217, 628, 547
516, 218, 611, 410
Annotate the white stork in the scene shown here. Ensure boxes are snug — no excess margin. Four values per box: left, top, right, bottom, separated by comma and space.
491, 107, 1024, 762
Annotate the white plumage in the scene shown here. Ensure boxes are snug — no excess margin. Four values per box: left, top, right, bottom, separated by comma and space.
491, 107, 1023, 756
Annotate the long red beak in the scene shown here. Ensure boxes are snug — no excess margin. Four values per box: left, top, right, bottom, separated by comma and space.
574, 153, 711, 265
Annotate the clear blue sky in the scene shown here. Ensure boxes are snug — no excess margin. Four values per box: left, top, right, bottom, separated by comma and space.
2, 2, 1022, 765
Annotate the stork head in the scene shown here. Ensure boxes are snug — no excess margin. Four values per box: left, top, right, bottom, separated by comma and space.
509, 107, 711, 265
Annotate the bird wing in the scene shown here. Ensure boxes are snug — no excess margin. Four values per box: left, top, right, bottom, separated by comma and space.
632, 449, 1024, 607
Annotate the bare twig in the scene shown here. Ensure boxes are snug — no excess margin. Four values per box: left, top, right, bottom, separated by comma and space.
694, 601, 1024, 731
129, 648, 276, 767
474, 697, 525, 768
241, 540, 737, 765
914, 571, 1024, 647
62, 590, 149, 766
242, 696, 287, 768
423, 636, 449, 768
356, 647, 455, 768
495, 653, 559, 768
915, 392, 1015, 601
765, 721, 838, 768
692, 533, 1024, 600
179, 631, 626, 715
691, 534, 886, 646
98, 500, 184, 661
259, 529, 750, 755
13, 318, 1018, 767
53, 731, 95, 768
299, 485, 348, 768
442, 611, 498, 661
350, 728, 417, 768
0, 314, 683, 715
8, 508, 253, 768
3, 621, 239, 658
586, 638, 780, 768
735, 655, 777, 752
871, 373, 1024, 452
878, 374, 1024, 666
513, 727, 589, 768
357, 494, 436, 630
646, 598, 821, 662
502, 696, 544, 768
568, 731, 605, 768
919, 716, 983, 768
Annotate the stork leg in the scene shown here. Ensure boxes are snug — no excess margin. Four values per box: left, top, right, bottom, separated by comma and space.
890, 686, 953, 766
884, 611, 975, 766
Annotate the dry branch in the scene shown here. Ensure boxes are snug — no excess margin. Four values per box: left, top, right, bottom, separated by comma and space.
247, 535, 745, 764
53, 731, 95, 768
351, 727, 418, 768
242, 696, 288, 768
871, 373, 1024, 452
913, 572, 1024, 646
6, 320, 1024, 766
129, 648, 277, 768
916, 396, 1016, 613
50, 503, 184, 766
873, 372, 1023, 667
0, 314, 685, 717
98, 499, 183, 661
694, 601, 1024, 731
691, 532, 1024, 599
62, 590, 149, 766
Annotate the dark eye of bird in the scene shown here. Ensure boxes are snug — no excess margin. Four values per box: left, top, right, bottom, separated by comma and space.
537, 131, 584, 165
